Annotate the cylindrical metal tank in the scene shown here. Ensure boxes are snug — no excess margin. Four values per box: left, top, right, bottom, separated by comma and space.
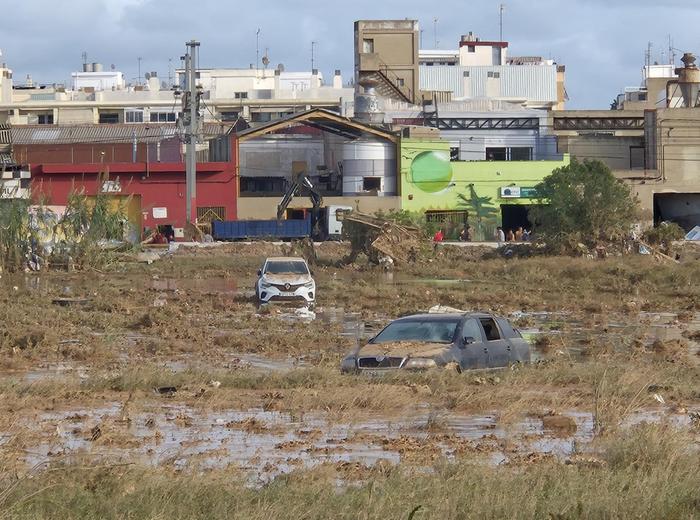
341, 139, 396, 196
84, 63, 94, 72
93, 63, 103, 72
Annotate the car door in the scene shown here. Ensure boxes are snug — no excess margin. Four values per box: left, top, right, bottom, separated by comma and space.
496, 317, 530, 364
458, 318, 488, 370
479, 317, 510, 368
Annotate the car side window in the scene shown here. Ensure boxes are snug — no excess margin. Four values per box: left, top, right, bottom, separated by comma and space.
461, 318, 483, 343
479, 318, 501, 341
496, 318, 521, 339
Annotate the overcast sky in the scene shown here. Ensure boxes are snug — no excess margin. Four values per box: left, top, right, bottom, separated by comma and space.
1, 0, 698, 109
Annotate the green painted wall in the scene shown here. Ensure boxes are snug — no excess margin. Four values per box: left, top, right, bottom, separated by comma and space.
400, 138, 569, 238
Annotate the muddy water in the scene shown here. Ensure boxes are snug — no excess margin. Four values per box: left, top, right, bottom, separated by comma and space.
17, 404, 698, 484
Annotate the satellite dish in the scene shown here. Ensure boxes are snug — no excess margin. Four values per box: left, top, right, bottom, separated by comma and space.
145, 72, 151, 80
262, 55, 270, 68
277, 63, 285, 72
110, 64, 116, 70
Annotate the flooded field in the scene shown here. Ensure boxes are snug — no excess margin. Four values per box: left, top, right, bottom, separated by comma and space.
0, 242, 699, 517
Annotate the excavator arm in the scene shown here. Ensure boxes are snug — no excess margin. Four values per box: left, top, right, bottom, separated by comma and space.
276, 171, 323, 221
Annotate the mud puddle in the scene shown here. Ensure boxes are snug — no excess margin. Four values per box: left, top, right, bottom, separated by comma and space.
17, 404, 698, 485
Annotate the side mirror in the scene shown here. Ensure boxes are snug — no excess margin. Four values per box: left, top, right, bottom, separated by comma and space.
462, 336, 476, 346
257, 269, 262, 276
310, 270, 315, 276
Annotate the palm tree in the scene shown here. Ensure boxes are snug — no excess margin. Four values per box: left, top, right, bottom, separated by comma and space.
457, 184, 499, 241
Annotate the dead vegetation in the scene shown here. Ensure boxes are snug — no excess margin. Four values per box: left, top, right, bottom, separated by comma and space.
0, 241, 699, 517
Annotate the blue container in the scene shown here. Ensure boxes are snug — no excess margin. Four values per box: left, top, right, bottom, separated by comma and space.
212, 216, 311, 240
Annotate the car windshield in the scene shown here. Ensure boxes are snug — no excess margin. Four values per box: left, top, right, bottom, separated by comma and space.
372, 319, 459, 344
264, 261, 309, 275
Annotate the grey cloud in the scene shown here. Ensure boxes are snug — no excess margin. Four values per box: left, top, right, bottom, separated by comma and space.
1, 0, 698, 108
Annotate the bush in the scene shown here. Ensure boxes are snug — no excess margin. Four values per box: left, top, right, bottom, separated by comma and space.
530, 159, 639, 253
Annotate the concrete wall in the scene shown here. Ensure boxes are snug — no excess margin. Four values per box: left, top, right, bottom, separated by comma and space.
355, 20, 420, 104
237, 195, 400, 219
558, 135, 645, 171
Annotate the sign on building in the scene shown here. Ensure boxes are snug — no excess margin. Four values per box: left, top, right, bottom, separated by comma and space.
500, 186, 539, 199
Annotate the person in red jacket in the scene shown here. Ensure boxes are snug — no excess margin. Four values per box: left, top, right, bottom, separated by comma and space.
433, 228, 444, 243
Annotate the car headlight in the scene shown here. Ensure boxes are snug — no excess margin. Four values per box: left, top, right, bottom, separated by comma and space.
340, 356, 357, 373
404, 358, 438, 370
260, 280, 272, 288
304, 281, 315, 289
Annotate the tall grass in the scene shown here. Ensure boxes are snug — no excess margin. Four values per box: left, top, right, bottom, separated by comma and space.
0, 424, 696, 519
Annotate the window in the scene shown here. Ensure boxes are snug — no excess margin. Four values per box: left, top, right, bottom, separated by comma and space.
630, 146, 645, 169
425, 62, 434, 66
496, 318, 521, 339
363, 177, 381, 191
510, 147, 533, 161
396, 78, 405, 87
425, 210, 468, 225
463, 71, 470, 78
99, 112, 119, 124
149, 112, 177, 123
467, 45, 476, 53
362, 39, 375, 54
264, 260, 309, 275
487, 71, 501, 78
486, 147, 507, 161
197, 206, 226, 222
220, 111, 239, 122
479, 318, 501, 341
37, 114, 53, 125
125, 110, 144, 123
251, 112, 272, 123
461, 319, 483, 343
373, 319, 460, 344
234, 91, 248, 99
240, 176, 286, 194
450, 147, 460, 161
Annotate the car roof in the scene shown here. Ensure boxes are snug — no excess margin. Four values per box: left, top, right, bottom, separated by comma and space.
394, 312, 496, 321
265, 257, 308, 262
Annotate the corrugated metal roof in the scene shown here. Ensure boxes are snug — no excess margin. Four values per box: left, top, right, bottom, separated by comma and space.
420, 65, 558, 103
11, 122, 231, 145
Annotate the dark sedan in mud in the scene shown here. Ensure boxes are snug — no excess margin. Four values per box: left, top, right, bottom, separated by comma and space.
340, 312, 529, 373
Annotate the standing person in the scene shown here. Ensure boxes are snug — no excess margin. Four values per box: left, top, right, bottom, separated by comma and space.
506, 229, 515, 242
495, 226, 505, 243
433, 228, 444, 243
433, 228, 444, 252
460, 224, 472, 242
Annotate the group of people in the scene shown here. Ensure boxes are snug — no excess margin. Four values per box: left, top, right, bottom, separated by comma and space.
494, 226, 531, 243
432, 224, 531, 244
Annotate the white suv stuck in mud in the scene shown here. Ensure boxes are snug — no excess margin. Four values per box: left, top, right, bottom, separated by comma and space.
255, 257, 316, 307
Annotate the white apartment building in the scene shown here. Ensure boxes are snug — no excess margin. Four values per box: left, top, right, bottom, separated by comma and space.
418, 32, 566, 110
0, 61, 354, 127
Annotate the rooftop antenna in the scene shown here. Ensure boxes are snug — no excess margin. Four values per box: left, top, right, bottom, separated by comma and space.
499, 4, 505, 42
168, 57, 173, 86
645, 41, 652, 69
433, 17, 438, 48
137, 56, 142, 85
311, 40, 317, 71
256, 28, 261, 72
668, 35, 676, 65
81, 51, 88, 66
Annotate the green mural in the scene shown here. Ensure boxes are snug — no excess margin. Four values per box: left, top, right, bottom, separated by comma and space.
410, 151, 453, 193
401, 138, 569, 213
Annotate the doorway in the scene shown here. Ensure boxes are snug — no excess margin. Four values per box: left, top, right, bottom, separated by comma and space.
500, 204, 540, 235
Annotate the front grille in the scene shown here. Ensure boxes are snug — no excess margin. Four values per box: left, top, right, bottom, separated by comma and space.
358, 357, 405, 369
272, 283, 302, 291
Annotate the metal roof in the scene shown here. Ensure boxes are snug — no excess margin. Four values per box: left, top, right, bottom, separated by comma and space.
236, 108, 398, 143
11, 122, 232, 145
420, 65, 558, 103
